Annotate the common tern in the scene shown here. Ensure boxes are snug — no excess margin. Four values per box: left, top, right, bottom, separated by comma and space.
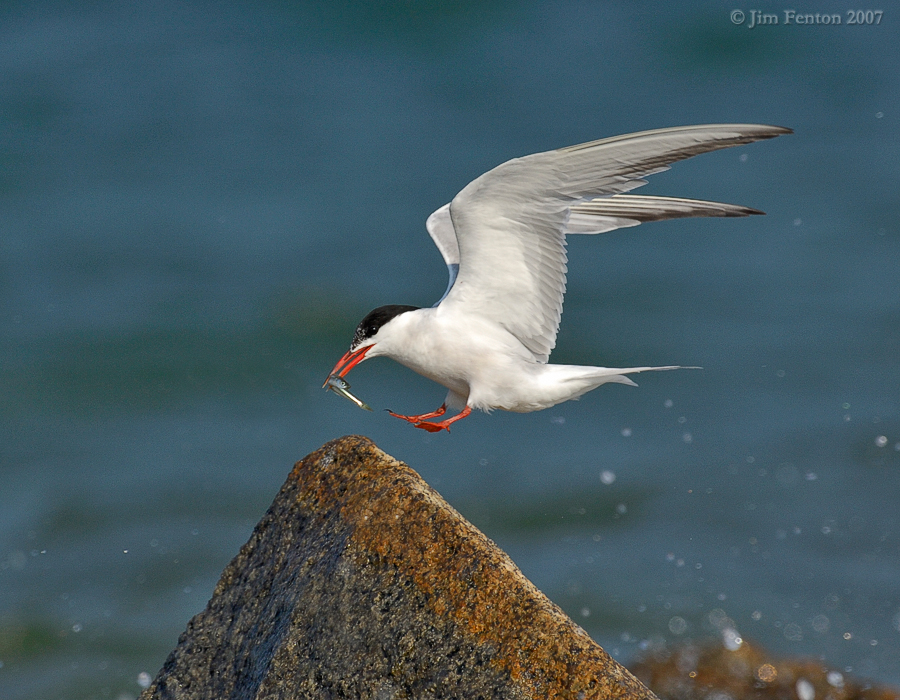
326, 124, 791, 432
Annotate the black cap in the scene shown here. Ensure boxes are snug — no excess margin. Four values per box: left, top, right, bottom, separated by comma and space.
351, 305, 420, 350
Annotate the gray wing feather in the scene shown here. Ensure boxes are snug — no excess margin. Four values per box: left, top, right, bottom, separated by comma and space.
438, 124, 791, 361
425, 202, 461, 305
565, 194, 764, 234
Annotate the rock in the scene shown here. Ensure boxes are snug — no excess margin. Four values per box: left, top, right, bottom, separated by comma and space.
631, 637, 900, 700
140, 435, 658, 700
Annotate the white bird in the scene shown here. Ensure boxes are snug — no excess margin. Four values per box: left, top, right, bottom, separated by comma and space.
325, 124, 791, 432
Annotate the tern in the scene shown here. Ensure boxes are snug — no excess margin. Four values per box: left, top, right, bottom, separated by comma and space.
326, 124, 790, 432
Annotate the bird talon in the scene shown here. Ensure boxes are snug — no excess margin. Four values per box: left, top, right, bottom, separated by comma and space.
386, 409, 417, 424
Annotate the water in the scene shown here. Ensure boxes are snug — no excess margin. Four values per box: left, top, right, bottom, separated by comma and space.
1, 2, 898, 697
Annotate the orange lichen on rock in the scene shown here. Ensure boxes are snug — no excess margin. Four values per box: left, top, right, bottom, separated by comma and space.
291, 435, 653, 700
140, 435, 657, 700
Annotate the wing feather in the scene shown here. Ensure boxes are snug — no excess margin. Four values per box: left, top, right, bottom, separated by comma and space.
425, 203, 460, 305
565, 194, 764, 234
435, 124, 791, 361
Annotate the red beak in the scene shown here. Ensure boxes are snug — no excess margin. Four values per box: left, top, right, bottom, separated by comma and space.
323, 345, 372, 386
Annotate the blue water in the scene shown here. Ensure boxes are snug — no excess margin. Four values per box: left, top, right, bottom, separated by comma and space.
1, 2, 898, 698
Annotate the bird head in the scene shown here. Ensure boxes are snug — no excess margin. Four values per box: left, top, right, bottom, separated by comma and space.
324, 305, 420, 383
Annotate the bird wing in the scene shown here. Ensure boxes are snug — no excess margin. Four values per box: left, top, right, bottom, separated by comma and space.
436, 123, 791, 362
425, 203, 459, 305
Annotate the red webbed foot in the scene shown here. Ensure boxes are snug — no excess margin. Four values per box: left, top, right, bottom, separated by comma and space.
413, 421, 448, 433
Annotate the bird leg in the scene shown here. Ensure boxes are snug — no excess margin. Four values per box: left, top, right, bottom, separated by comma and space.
411, 405, 472, 433
386, 404, 447, 424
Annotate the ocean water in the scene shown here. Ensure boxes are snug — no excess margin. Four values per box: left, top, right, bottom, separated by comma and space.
1, 2, 898, 698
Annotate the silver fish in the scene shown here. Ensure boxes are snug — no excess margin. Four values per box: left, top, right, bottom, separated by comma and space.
324, 374, 373, 411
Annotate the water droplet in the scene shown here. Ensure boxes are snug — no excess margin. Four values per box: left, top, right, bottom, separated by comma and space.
683, 432, 693, 443
72, 623, 82, 633
776, 369, 785, 377
740, 153, 749, 162
843, 632, 852, 640
137, 671, 152, 689
827, 671, 844, 688
875, 111, 884, 118
812, 614, 830, 633
600, 470, 616, 485
875, 435, 888, 447
668, 616, 687, 634
796, 678, 815, 700
664, 399, 673, 408
723, 627, 743, 651
757, 664, 777, 682
621, 427, 632, 437
751, 610, 762, 621
580, 607, 591, 618
784, 623, 803, 641
793, 218, 803, 226
616, 503, 627, 515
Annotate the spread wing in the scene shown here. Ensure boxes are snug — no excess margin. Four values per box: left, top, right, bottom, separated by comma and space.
432, 123, 791, 362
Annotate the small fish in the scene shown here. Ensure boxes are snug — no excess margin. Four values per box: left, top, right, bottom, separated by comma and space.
324, 374, 373, 411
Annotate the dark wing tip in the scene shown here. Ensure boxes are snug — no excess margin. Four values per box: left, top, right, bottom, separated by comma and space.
757, 125, 794, 138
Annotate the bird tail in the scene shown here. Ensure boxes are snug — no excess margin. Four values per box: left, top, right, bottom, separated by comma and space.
597, 364, 694, 387
532, 364, 696, 408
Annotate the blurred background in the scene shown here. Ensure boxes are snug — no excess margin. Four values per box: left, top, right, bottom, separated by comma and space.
1, 1, 898, 698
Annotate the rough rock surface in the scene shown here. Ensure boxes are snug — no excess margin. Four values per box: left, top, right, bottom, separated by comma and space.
140, 435, 657, 700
